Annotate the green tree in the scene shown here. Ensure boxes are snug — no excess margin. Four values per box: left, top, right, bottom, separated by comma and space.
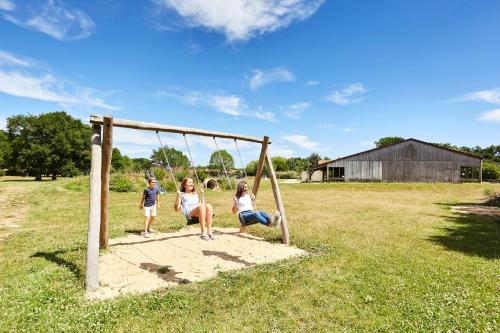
209, 150, 234, 170
151, 147, 189, 168
245, 160, 259, 176
374, 137, 405, 148
306, 153, 321, 168
0, 129, 10, 169
271, 156, 288, 172
7, 112, 90, 180
132, 158, 151, 172
482, 161, 500, 180
287, 157, 308, 172
111, 148, 133, 172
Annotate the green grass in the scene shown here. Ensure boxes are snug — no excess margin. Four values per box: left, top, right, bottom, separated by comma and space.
0, 179, 499, 332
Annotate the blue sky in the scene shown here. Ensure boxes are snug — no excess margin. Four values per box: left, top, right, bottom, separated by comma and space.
0, 0, 499, 165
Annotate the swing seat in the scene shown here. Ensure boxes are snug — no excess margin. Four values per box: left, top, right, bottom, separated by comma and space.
238, 213, 260, 227
184, 214, 216, 226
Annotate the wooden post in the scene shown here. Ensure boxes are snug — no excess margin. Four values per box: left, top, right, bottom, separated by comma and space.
100, 116, 113, 248
252, 136, 269, 197
265, 153, 290, 245
479, 160, 483, 183
86, 124, 102, 291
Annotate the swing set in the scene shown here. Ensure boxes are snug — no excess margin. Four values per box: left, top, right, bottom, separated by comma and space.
86, 115, 290, 291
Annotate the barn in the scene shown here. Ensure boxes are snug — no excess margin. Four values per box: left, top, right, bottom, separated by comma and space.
309, 138, 482, 183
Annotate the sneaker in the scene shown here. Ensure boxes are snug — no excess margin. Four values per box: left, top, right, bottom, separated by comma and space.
148, 228, 156, 233
271, 211, 281, 229
208, 234, 216, 240
143, 231, 151, 238
200, 234, 210, 241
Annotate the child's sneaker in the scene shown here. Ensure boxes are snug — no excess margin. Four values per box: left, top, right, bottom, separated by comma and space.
143, 231, 151, 238
200, 234, 210, 241
271, 211, 281, 229
148, 228, 156, 233
208, 233, 216, 240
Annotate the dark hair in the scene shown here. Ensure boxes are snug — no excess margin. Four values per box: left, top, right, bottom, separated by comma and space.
148, 177, 156, 184
180, 178, 195, 193
235, 181, 247, 199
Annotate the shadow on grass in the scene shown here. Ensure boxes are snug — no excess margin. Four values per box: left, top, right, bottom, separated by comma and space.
31, 249, 83, 279
430, 202, 500, 259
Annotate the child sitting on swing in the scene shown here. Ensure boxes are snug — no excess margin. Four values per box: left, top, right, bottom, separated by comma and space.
232, 181, 281, 229
174, 178, 215, 240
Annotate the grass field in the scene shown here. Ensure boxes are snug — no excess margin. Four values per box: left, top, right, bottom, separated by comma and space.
0, 178, 498, 332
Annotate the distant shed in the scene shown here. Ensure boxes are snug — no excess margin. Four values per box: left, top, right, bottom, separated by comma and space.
310, 139, 482, 183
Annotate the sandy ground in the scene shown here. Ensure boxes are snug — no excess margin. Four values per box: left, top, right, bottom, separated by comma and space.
0, 180, 29, 241
87, 227, 306, 300
451, 205, 500, 217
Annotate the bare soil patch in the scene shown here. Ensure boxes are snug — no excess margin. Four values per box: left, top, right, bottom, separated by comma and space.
87, 227, 306, 300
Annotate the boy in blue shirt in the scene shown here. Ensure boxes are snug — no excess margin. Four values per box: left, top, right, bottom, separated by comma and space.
139, 178, 160, 238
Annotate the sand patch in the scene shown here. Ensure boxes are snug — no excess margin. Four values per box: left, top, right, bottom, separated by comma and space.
451, 205, 500, 217
0, 182, 29, 241
87, 227, 306, 300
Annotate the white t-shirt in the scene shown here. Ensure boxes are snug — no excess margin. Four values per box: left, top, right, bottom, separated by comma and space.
237, 194, 253, 213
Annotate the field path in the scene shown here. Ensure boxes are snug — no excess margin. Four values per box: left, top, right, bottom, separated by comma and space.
0, 179, 36, 241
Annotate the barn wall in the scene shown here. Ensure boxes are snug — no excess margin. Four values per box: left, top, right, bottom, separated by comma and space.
325, 140, 481, 183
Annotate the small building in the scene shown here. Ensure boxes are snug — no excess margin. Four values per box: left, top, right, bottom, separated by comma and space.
309, 138, 482, 183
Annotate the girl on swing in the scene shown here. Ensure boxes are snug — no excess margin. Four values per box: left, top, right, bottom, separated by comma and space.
174, 178, 215, 240
232, 181, 281, 230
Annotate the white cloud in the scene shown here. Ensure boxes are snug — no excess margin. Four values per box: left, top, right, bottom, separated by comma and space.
459, 88, 500, 105
326, 83, 367, 105
254, 110, 277, 122
249, 67, 295, 90
0, 116, 6, 130
210, 95, 243, 116
478, 109, 500, 123
1, 0, 95, 41
0, 50, 35, 67
153, 0, 324, 42
306, 80, 319, 86
284, 102, 309, 119
0, 0, 14, 11
343, 127, 355, 133
0, 49, 119, 110
269, 146, 295, 158
282, 135, 319, 150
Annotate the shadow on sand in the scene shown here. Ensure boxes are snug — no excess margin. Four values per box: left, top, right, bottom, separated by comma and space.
430, 202, 499, 259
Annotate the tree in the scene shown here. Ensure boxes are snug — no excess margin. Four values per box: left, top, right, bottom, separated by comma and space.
287, 157, 308, 172
0, 130, 10, 169
151, 147, 189, 168
306, 153, 321, 168
111, 148, 133, 172
7, 112, 91, 180
132, 158, 151, 172
374, 137, 405, 148
271, 156, 288, 172
245, 160, 259, 176
208, 150, 234, 170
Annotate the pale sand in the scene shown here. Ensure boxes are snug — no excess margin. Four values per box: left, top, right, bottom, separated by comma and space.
87, 227, 306, 300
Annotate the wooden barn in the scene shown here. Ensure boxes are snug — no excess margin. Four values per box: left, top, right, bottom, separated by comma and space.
309, 138, 482, 183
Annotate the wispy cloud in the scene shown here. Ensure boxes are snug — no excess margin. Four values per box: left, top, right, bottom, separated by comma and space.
0, 49, 119, 110
210, 95, 244, 116
478, 109, 500, 123
305, 80, 319, 86
153, 0, 324, 42
326, 83, 367, 105
1, 0, 95, 41
0, 0, 14, 11
282, 135, 319, 150
0, 50, 35, 67
249, 67, 295, 91
156, 87, 277, 122
458, 88, 500, 105
284, 102, 309, 119
343, 127, 355, 133
269, 145, 295, 158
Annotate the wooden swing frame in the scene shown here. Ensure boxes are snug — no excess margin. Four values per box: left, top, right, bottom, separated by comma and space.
86, 115, 290, 290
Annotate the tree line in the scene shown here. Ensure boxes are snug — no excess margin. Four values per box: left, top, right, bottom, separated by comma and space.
1, 112, 497, 180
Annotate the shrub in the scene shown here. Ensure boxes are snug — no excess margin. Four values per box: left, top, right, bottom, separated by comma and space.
276, 170, 298, 179
60, 161, 82, 177
152, 167, 167, 182
196, 168, 207, 182
110, 173, 135, 192
64, 176, 89, 192
162, 180, 178, 192
216, 177, 236, 191
175, 169, 189, 182
482, 161, 500, 180
0, 169, 6, 176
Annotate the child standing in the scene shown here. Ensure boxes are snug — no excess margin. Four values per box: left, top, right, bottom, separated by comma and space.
139, 177, 160, 238
232, 181, 281, 231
